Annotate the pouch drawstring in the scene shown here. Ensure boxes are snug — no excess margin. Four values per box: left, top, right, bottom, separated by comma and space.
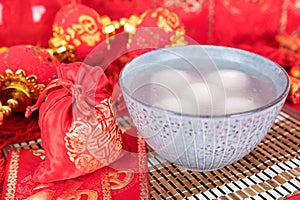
25, 79, 93, 118
25, 79, 73, 118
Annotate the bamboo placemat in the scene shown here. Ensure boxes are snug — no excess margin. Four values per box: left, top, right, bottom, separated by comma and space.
147, 109, 300, 200
4, 108, 300, 200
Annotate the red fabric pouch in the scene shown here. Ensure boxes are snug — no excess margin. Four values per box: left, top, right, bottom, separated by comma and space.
26, 62, 124, 183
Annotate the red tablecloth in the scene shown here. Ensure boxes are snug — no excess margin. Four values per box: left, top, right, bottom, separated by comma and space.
286, 194, 300, 200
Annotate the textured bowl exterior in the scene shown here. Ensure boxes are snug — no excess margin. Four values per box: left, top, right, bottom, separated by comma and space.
120, 45, 289, 171
123, 91, 285, 171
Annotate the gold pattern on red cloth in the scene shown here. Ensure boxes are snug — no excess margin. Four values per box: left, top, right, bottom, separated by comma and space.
101, 169, 112, 200
25, 180, 99, 200
65, 97, 123, 173
4, 150, 19, 200
108, 170, 134, 190
53, 14, 101, 48
138, 134, 149, 200
2, 149, 113, 200
32, 149, 46, 161
151, 8, 180, 31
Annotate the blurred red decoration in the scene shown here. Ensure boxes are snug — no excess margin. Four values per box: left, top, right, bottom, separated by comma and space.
0, 0, 74, 48
82, 0, 155, 20
290, 66, 300, 79
125, 7, 186, 50
288, 76, 300, 104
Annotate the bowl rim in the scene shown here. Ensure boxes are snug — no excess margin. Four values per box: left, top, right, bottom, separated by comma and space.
119, 45, 290, 119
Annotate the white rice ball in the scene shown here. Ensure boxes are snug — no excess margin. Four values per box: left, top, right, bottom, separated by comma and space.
207, 69, 250, 92
154, 96, 190, 113
224, 96, 256, 114
178, 82, 225, 115
150, 69, 190, 93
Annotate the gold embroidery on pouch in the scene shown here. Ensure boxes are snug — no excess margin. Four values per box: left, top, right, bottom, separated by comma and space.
65, 97, 123, 173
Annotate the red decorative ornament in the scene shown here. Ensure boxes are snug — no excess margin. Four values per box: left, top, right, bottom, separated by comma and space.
0, 45, 59, 85
52, 3, 106, 61
48, 4, 188, 65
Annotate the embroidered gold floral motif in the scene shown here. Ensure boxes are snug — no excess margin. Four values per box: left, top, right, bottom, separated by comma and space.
65, 97, 123, 173
53, 14, 101, 48
66, 14, 101, 47
96, 97, 116, 130
108, 170, 134, 190
4, 150, 20, 200
151, 8, 180, 31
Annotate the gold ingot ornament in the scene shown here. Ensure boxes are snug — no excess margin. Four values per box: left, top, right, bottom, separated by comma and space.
0, 69, 45, 125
